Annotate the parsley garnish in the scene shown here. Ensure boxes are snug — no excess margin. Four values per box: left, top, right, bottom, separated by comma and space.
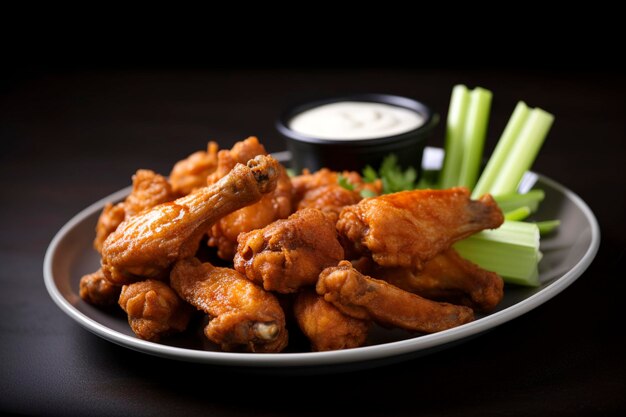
365, 154, 418, 194
337, 174, 355, 191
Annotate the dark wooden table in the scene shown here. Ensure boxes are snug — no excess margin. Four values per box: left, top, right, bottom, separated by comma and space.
1, 68, 624, 416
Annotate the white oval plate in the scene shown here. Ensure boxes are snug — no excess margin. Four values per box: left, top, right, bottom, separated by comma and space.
44, 150, 599, 369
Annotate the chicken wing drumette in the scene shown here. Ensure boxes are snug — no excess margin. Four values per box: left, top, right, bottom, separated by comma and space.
170, 258, 288, 353
317, 261, 474, 333
94, 169, 176, 252
207, 136, 292, 260
101, 155, 281, 285
234, 208, 345, 293
337, 187, 504, 270
294, 289, 369, 351
79, 268, 122, 307
118, 279, 193, 341
169, 141, 219, 196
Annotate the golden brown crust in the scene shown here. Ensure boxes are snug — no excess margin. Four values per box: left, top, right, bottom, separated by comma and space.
93, 170, 175, 253
124, 169, 176, 217
79, 268, 121, 307
234, 208, 345, 293
206, 137, 293, 260
337, 187, 504, 270
94, 203, 126, 253
101, 155, 281, 285
290, 168, 381, 222
317, 261, 474, 333
377, 249, 504, 313
169, 141, 219, 196
170, 258, 288, 353
294, 289, 369, 351
118, 280, 192, 341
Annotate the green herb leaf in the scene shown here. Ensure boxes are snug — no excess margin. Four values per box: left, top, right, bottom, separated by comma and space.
337, 174, 355, 191
362, 165, 378, 183
375, 154, 418, 194
360, 189, 377, 198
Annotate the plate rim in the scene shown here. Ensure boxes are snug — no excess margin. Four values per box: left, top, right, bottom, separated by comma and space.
43, 152, 600, 368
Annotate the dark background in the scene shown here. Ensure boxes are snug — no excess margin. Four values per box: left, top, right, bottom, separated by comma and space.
1, 63, 624, 416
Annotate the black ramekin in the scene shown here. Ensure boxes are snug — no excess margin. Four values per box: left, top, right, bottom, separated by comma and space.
276, 93, 439, 173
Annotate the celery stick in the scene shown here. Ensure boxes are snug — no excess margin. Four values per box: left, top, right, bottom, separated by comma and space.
439, 85, 470, 189
454, 220, 540, 286
457, 87, 492, 189
504, 206, 531, 221
488, 108, 554, 196
493, 189, 545, 213
535, 220, 560, 235
472, 101, 531, 198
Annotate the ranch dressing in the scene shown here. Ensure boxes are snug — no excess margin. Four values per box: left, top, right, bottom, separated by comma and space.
289, 101, 424, 140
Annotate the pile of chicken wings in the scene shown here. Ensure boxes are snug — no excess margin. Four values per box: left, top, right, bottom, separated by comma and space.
80, 137, 505, 353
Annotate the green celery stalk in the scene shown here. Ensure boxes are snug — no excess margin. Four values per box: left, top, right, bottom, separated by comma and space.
472, 101, 531, 198
457, 87, 492, 189
488, 108, 554, 196
535, 220, 560, 235
493, 189, 545, 213
439, 85, 470, 189
454, 220, 541, 286
504, 206, 531, 221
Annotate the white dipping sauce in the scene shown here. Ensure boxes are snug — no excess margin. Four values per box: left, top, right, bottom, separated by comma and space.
289, 101, 424, 140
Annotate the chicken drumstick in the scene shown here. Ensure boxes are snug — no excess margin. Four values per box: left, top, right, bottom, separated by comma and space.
101, 155, 281, 285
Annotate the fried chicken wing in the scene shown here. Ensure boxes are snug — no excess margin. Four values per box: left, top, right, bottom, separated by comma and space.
101, 155, 281, 285
79, 268, 121, 307
374, 249, 504, 313
170, 258, 288, 353
169, 141, 219, 196
294, 289, 369, 351
317, 261, 474, 333
234, 208, 345, 293
337, 187, 504, 269
291, 168, 381, 221
94, 203, 126, 253
94, 169, 175, 252
207, 136, 268, 183
118, 279, 193, 342
207, 137, 293, 260
124, 169, 177, 216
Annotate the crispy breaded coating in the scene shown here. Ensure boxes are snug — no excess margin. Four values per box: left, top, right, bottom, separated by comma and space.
294, 289, 369, 351
79, 268, 121, 307
101, 155, 281, 285
234, 208, 345, 293
337, 187, 504, 270
375, 249, 504, 313
118, 279, 192, 342
94, 169, 176, 253
170, 258, 288, 353
317, 261, 474, 333
207, 137, 293, 260
169, 141, 219, 196
94, 203, 126, 253
291, 168, 381, 221
124, 169, 176, 217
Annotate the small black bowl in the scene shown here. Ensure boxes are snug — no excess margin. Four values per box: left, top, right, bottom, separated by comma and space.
276, 93, 439, 173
